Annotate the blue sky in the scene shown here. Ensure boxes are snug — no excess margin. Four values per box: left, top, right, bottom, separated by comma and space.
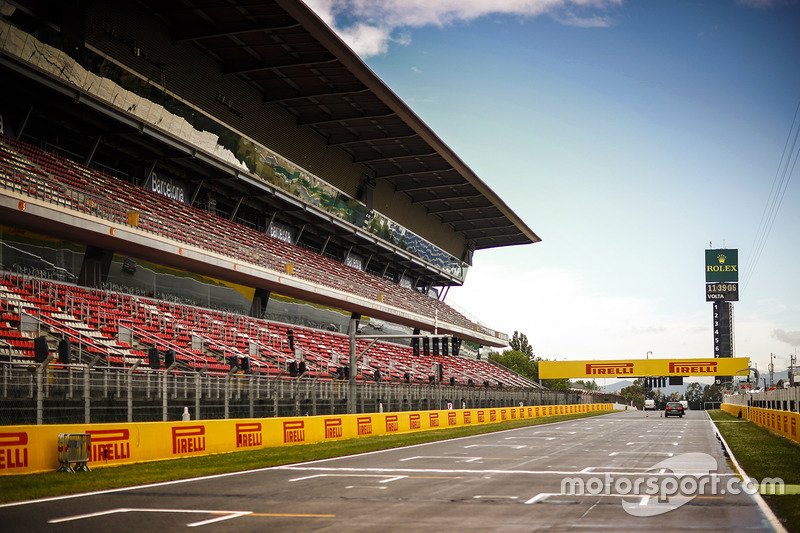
304, 0, 800, 377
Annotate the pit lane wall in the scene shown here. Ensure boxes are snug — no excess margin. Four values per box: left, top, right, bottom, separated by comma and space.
0, 403, 612, 475
720, 403, 800, 445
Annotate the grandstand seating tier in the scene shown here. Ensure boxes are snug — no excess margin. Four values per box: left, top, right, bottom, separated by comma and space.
0, 274, 535, 389
0, 134, 482, 334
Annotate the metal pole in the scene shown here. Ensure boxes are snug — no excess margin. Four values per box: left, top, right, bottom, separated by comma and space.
127, 360, 141, 423
348, 315, 357, 414
84, 355, 101, 424
163, 362, 177, 422
36, 354, 55, 425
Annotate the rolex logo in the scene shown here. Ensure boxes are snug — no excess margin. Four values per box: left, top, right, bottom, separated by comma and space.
717, 254, 726, 264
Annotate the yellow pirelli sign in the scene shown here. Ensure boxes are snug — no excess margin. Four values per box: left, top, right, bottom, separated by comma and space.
539, 357, 749, 379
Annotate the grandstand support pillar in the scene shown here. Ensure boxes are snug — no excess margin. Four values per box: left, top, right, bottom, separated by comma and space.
84, 135, 103, 166
195, 364, 207, 421
224, 377, 230, 420
249, 374, 255, 419
163, 362, 176, 422
127, 360, 141, 423
347, 312, 360, 414
78, 246, 114, 288
36, 353, 55, 425
250, 289, 270, 319
311, 381, 317, 416
84, 355, 102, 424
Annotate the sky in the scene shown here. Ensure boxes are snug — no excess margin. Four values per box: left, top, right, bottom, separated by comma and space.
303, 0, 800, 377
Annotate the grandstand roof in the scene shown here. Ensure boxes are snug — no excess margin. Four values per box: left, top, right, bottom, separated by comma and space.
138, 0, 541, 253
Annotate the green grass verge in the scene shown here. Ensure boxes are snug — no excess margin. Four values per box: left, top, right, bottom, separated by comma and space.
709, 410, 800, 532
0, 410, 613, 505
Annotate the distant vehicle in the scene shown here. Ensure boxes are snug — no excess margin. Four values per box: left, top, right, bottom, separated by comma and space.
644, 399, 656, 411
665, 402, 685, 418
680, 400, 689, 410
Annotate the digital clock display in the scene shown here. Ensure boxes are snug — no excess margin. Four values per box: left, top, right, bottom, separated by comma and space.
706, 282, 739, 302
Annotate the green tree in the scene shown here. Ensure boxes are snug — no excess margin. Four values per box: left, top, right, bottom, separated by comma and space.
543, 377, 572, 390
620, 384, 645, 409
654, 389, 667, 410
685, 382, 703, 409
666, 391, 683, 403
489, 350, 538, 381
701, 384, 722, 407
574, 379, 601, 391
509, 331, 533, 358
631, 377, 653, 398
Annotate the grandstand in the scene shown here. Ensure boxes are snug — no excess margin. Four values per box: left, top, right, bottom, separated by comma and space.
0, 0, 612, 424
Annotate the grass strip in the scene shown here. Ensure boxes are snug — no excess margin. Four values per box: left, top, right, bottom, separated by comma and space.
0, 410, 612, 505
709, 409, 800, 532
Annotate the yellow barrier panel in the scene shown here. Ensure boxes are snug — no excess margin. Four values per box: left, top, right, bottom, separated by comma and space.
720, 403, 800, 446
0, 403, 612, 475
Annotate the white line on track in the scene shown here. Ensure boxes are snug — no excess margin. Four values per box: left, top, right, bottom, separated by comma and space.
289, 473, 407, 483
48, 508, 254, 525
626, 441, 679, 446
504, 436, 556, 440
524, 493, 553, 504
609, 452, 674, 457
400, 455, 483, 462
278, 465, 737, 477
188, 511, 252, 528
464, 444, 527, 448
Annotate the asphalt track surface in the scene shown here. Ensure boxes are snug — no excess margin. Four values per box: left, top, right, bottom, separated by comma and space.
0, 410, 777, 532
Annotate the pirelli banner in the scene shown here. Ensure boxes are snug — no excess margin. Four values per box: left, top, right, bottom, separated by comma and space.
539, 358, 750, 379
0, 403, 612, 475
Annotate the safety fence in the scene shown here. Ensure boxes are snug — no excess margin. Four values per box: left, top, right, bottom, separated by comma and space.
0, 403, 613, 475
0, 361, 622, 425
723, 387, 800, 413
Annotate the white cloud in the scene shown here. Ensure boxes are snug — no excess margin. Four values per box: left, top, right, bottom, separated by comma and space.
773, 329, 800, 347
446, 263, 710, 361
303, 0, 622, 57
337, 23, 393, 57
551, 12, 615, 27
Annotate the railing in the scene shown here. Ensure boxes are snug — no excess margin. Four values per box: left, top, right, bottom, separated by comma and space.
724, 387, 800, 413
0, 360, 617, 426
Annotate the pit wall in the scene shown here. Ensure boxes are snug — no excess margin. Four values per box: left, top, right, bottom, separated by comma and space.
720, 403, 800, 445
0, 403, 612, 475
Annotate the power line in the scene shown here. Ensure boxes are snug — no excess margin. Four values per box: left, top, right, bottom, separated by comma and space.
743, 97, 800, 290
